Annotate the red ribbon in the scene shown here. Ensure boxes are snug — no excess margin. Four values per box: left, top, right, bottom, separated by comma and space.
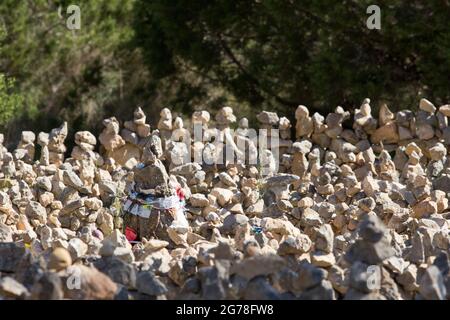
125, 227, 137, 242
176, 186, 185, 201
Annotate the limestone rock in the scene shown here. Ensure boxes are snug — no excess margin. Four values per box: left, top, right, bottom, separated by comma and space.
420, 98, 436, 113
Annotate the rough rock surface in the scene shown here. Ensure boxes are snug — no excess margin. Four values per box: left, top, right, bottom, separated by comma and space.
0, 99, 450, 300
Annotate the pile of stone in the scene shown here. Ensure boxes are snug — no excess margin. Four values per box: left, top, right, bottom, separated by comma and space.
0, 98, 449, 300
48, 122, 68, 166
100, 107, 152, 170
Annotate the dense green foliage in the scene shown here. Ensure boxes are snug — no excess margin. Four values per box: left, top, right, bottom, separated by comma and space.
0, 0, 139, 144
0, 74, 25, 131
1, 1, 449, 144
134, 0, 450, 116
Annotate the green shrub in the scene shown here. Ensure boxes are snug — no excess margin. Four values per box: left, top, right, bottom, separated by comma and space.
0, 74, 24, 130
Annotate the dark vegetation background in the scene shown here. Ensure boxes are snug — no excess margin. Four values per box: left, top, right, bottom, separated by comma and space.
1, 0, 449, 149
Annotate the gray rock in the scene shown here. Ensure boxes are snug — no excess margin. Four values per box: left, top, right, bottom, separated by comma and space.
256, 111, 279, 125
408, 232, 425, 264
428, 160, 444, 177
170, 162, 202, 176
433, 252, 449, 276
345, 216, 395, 264
299, 280, 336, 300
272, 268, 298, 293
36, 176, 52, 191
120, 129, 139, 145
25, 201, 46, 220
345, 238, 395, 265
198, 262, 229, 300
437, 111, 448, 129
295, 262, 328, 291
395, 110, 414, 127
433, 175, 450, 193
358, 214, 386, 243
264, 174, 300, 186
278, 235, 312, 255
243, 276, 281, 300
94, 256, 136, 289
317, 202, 335, 221
67, 238, 88, 260
292, 141, 312, 154
60, 198, 85, 215
0, 223, 13, 242
221, 214, 248, 235
30, 272, 64, 300
136, 271, 168, 296
357, 197, 376, 213
0, 243, 26, 272
218, 172, 237, 188
63, 170, 86, 192
442, 127, 450, 145
315, 224, 334, 253
14, 253, 44, 289
180, 277, 201, 295
98, 180, 118, 205
231, 254, 285, 280
348, 261, 379, 293
114, 285, 131, 300
419, 265, 447, 300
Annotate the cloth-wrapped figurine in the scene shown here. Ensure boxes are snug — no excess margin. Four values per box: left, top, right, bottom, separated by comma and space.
122, 133, 189, 245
